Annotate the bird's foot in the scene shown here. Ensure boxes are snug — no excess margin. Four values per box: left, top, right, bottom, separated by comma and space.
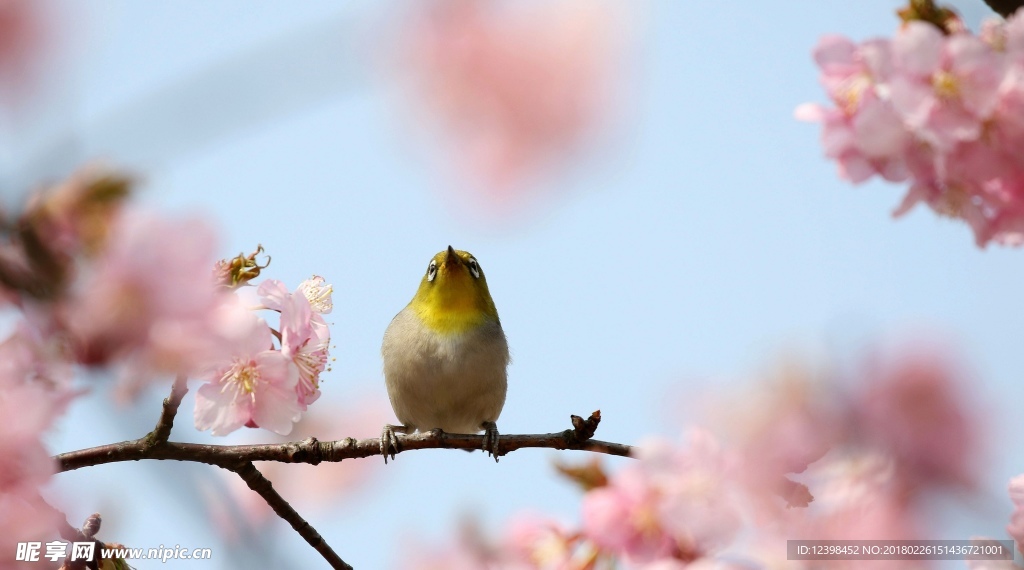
380, 424, 406, 464
482, 421, 500, 463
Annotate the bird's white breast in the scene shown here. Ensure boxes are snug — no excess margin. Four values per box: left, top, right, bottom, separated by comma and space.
382, 306, 509, 434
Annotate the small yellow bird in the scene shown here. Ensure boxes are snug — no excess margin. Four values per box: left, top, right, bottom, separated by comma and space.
380, 246, 509, 462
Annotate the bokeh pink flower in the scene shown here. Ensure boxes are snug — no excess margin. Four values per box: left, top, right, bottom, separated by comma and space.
501, 513, 578, 570
395, 0, 622, 211
0, 321, 75, 568
850, 350, 982, 495
0, 0, 49, 106
582, 430, 741, 565
1007, 474, 1024, 556
62, 209, 229, 391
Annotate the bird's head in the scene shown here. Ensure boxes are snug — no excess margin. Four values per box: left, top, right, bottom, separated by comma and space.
410, 246, 499, 334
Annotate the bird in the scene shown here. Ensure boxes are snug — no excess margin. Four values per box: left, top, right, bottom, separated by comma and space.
380, 246, 509, 463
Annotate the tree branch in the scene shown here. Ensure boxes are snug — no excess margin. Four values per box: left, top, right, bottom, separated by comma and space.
143, 375, 188, 447
229, 462, 352, 570
983, 0, 1023, 18
54, 410, 630, 569
57, 412, 633, 472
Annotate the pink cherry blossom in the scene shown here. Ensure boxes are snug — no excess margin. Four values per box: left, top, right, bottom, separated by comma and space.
582, 467, 678, 563
795, 100, 910, 183
634, 431, 742, 556
62, 209, 229, 391
0, 324, 71, 568
257, 279, 332, 409
501, 513, 576, 570
850, 350, 982, 495
1007, 475, 1024, 556
581, 430, 740, 564
800, 14, 1024, 247
297, 275, 333, 314
638, 560, 751, 570
1005, 12, 1024, 59
0, 493, 61, 567
633, 561, 691, 570
282, 299, 328, 409
889, 23, 1004, 150
754, 453, 924, 570
194, 302, 301, 436
0, 390, 58, 495
0, 322, 75, 495
703, 370, 837, 517
812, 35, 892, 111
797, 36, 911, 183
0, 0, 49, 106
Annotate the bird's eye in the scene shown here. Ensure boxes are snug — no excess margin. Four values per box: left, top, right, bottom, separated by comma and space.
468, 258, 480, 279
427, 261, 438, 282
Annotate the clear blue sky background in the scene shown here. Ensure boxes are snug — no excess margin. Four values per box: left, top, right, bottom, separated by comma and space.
13, 0, 1023, 568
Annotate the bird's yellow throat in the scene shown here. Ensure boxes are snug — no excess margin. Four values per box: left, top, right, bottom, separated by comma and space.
410, 249, 499, 335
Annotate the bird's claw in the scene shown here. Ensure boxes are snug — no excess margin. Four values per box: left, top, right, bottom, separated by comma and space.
380, 425, 401, 464
482, 421, 500, 463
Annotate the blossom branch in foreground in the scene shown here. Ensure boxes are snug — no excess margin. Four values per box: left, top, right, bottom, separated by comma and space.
230, 462, 352, 570
57, 411, 633, 472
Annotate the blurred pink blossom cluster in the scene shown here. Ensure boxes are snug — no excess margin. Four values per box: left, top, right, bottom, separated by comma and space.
397, 0, 621, 211
398, 512, 604, 570
798, 15, 1024, 247
0, 0, 49, 105
0, 168, 335, 553
0, 324, 73, 566
1008, 475, 1024, 556
404, 348, 995, 569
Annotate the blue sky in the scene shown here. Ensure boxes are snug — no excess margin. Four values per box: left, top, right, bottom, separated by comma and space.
15, 0, 1024, 568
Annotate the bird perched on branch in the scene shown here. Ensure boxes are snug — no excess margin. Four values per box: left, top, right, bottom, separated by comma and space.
380, 246, 509, 462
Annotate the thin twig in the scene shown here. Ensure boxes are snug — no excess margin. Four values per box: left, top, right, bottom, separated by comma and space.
144, 375, 188, 447
230, 462, 352, 570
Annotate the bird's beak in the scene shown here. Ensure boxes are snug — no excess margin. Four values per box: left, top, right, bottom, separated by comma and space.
445, 245, 461, 266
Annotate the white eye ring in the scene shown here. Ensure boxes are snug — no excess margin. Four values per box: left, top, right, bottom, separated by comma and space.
427, 261, 438, 282
468, 258, 480, 279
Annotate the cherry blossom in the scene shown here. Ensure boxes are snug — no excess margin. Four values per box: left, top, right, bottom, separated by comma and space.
193, 302, 301, 436
0, 322, 75, 495
850, 351, 981, 494
800, 12, 1024, 246
0, 493, 61, 567
581, 430, 741, 565
1007, 474, 1024, 556
0, 0, 48, 105
62, 209, 229, 389
257, 278, 332, 409
297, 275, 333, 315
889, 22, 1003, 150
396, 0, 620, 208
501, 513, 578, 570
